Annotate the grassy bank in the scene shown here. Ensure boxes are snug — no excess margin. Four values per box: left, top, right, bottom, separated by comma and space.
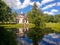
46, 23, 60, 32
0, 24, 22, 28
0, 23, 35, 28
0, 23, 60, 32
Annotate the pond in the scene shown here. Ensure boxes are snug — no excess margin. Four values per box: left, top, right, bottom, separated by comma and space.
14, 27, 60, 45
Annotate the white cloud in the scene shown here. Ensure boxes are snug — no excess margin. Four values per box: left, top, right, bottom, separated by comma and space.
3, 0, 40, 10
3, 0, 21, 9
3, 0, 31, 9
44, 9, 58, 15
40, 0, 54, 6
21, 0, 31, 9
51, 9, 58, 12
21, 1, 40, 9
44, 11, 54, 15
57, 2, 60, 6
3, 0, 58, 11
42, 3, 56, 10
30, 2, 35, 6
36, 1, 40, 7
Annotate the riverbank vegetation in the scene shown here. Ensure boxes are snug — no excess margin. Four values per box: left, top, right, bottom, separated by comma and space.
0, 0, 17, 45
0, 24, 22, 28
46, 23, 60, 32
0, 23, 60, 32
0, 23, 35, 28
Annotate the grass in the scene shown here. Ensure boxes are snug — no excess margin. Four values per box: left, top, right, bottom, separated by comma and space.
0, 24, 23, 28
0, 23, 60, 32
46, 23, 60, 32
0, 23, 35, 28
28, 23, 35, 28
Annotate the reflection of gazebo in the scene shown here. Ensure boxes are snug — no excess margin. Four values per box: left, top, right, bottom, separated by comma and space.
16, 12, 29, 24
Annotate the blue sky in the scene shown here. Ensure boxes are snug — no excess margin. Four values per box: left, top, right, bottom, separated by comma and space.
3, 0, 60, 15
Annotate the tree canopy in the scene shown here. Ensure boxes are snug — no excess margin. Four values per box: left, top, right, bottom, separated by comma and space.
0, 0, 17, 22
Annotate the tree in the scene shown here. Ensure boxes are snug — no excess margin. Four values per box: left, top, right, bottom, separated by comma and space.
8, 12, 17, 22
26, 11, 32, 23
26, 2, 45, 45
44, 14, 55, 22
0, 0, 17, 22
26, 2, 43, 23
55, 14, 60, 23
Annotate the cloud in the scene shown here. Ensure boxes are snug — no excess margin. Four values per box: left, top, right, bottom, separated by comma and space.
42, 3, 56, 10
57, 2, 60, 6
3, 0, 40, 10
20, 0, 31, 9
40, 0, 54, 6
3, 0, 31, 9
44, 9, 58, 15
36, 1, 40, 7
30, 2, 35, 6
3, 0, 21, 9
44, 11, 54, 15
51, 9, 58, 12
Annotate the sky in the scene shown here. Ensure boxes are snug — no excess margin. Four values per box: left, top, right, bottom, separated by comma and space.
3, 0, 60, 15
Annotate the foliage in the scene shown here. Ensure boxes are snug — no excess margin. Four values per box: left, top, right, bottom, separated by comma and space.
44, 14, 54, 22
0, 0, 17, 22
44, 14, 60, 23
26, 2, 43, 23
55, 14, 60, 23
26, 11, 32, 23
26, 2, 45, 28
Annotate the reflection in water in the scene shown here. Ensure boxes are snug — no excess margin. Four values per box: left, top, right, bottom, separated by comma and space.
0, 27, 17, 45
15, 27, 31, 45
41, 33, 60, 45
16, 27, 29, 38
15, 27, 60, 45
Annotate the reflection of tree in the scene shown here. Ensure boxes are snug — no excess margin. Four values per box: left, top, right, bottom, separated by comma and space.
27, 27, 57, 45
0, 27, 17, 45
27, 28, 44, 45
43, 27, 55, 35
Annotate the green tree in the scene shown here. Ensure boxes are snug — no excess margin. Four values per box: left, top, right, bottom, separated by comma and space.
0, 0, 17, 22
27, 2, 45, 45
26, 11, 32, 23
44, 14, 54, 22
8, 12, 17, 22
55, 14, 60, 23
26, 2, 43, 23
